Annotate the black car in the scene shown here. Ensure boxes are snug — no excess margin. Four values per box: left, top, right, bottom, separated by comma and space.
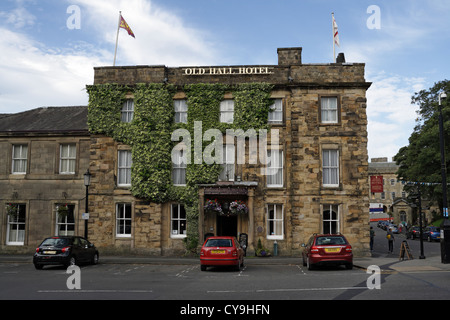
407, 226, 420, 239
33, 236, 99, 269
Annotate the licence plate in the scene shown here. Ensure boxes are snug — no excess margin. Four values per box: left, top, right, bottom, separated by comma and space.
211, 250, 226, 254
44, 251, 57, 255
324, 248, 340, 253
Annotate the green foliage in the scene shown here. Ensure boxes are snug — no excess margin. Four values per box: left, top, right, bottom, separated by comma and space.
233, 83, 273, 131
86, 82, 274, 251
394, 79, 450, 211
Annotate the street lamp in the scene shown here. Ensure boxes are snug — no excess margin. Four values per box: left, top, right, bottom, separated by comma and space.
438, 91, 450, 263
84, 169, 91, 240
417, 184, 425, 259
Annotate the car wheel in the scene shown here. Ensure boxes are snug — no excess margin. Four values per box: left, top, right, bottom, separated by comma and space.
307, 258, 315, 270
92, 253, 99, 265
302, 255, 307, 267
34, 264, 43, 270
345, 263, 353, 270
200, 265, 207, 271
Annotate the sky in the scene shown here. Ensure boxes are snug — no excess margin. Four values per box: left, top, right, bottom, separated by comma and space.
0, 0, 449, 161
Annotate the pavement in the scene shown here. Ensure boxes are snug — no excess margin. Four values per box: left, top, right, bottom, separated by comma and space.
2, 252, 450, 272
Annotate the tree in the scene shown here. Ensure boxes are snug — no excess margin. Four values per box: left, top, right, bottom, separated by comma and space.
394, 80, 450, 211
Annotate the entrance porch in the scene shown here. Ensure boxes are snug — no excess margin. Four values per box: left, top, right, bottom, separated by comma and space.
198, 182, 256, 250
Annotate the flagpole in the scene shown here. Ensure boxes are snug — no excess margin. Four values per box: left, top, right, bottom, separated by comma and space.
113, 11, 121, 66
332, 12, 336, 63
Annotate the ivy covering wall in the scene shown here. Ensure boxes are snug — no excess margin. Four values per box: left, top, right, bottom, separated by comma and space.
86, 82, 274, 251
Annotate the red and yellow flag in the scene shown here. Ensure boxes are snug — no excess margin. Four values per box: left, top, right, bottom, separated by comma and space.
119, 14, 135, 38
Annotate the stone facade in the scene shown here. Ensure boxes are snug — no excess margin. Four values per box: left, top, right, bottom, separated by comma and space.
369, 157, 439, 225
0, 48, 371, 256
87, 47, 372, 256
0, 107, 90, 253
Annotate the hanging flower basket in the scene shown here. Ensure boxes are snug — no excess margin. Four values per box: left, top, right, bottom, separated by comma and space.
6, 203, 18, 218
229, 200, 248, 215
204, 199, 223, 215
57, 204, 69, 219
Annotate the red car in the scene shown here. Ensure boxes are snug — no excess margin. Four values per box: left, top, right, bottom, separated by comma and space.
302, 234, 353, 270
200, 236, 244, 271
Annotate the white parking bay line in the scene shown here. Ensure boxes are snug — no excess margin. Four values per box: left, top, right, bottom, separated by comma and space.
38, 289, 153, 293
208, 287, 367, 294
256, 287, 368, 292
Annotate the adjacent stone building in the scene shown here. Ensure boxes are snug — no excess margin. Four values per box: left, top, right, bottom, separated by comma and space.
86, 47, 372, 256
0, 107, 89, 253
369, 157, 439, 226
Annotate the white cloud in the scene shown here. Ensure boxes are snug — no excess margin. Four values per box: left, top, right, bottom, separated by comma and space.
366, 72, 426, 161
0, 28, 109, 113
0, 2, 36, 28
74, 0, 220, 66
0, 0, 219, 113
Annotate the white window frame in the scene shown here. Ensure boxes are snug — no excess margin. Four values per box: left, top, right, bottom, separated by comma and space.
219, 144, 235, 181
268, 99, 283, 124
320, 97, 338, 124
121, 100, 134, 123
118, 150, 132, 187
322, 204, 340, 234
116, 203, 132, 238
171, 204, 187, 239
266, 149, 283, 187
267, 204, 284, 240
220, 100, 234, 123
174, 100, 188, 124
6, 204, 26, 245
172, 148, 187, 186
60, 144, 76, 174
322, 149, 339, 187
12, 144, 28, 174
55, 204, 75, 236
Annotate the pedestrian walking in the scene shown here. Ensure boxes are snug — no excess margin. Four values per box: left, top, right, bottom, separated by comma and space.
370, 226, 375, 251
387, 227, 394, 253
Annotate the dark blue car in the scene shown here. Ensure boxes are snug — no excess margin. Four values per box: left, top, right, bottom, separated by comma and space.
33, 236, 99, 269
423, 226, 440, 242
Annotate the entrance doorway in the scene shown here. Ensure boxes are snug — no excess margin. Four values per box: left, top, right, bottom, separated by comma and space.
217, 215, 237, 237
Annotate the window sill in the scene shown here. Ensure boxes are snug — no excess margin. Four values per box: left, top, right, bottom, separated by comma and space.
171, 235, 187, 239
116, 234, 132, 239
267, 235, 283, 240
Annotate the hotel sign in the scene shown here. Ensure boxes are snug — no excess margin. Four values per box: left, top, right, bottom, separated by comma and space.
183, 66, 274, 76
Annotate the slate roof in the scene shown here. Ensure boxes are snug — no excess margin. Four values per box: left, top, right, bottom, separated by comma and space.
0, 106, 88, 134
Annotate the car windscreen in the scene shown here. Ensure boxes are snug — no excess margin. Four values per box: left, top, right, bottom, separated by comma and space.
316, 236, 347, 245
205, 239, 233, 247
40, 238, 70, 247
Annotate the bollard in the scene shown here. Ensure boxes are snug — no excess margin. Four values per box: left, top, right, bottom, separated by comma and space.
273, 240, 278, 256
